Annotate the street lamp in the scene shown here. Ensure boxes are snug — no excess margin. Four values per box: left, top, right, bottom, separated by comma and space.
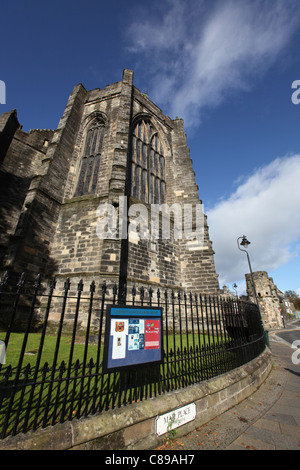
232, 283, 238, 299
237, 236, 266, 343
237, 235, 259, 307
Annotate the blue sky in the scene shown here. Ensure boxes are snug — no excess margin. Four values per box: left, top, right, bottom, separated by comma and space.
1, 0, 300, 296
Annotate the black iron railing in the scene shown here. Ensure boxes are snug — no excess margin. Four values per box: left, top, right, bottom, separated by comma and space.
0, 272, 266, 439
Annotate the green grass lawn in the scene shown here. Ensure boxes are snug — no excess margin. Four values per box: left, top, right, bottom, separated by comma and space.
0, 329, 214, 370
0, 331, 100, 369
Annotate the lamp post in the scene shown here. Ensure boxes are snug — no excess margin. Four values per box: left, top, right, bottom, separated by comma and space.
232, 283, 238, 300
237, 235, 259, 308
237, 236, 267, 345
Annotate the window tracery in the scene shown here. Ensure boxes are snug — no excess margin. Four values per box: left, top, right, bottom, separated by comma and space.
131, 119, 166, 204
74, 121, 104, 196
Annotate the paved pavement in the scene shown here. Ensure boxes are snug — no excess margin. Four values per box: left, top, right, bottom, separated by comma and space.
158, 323, 300, 450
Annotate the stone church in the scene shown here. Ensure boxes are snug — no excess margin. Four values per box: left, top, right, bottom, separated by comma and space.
0, 69, 219, 298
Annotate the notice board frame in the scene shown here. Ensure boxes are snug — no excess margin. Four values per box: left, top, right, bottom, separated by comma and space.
103, 304, 164, 373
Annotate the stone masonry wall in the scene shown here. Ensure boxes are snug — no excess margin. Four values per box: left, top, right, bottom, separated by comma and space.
246, 271, 283, 328
0, 109, 55, 274
123, 86, 219, 295
0, 70, 220, 315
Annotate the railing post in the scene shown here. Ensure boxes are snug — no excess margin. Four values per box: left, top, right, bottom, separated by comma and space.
2, 274, 41, 438
94, 280, 107, 414
23, 276, 57, 432
43, 277, 70, 428
60, 279, 83, 422
83, 280, 95, 415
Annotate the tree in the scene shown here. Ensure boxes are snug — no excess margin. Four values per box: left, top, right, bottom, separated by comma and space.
285, 290, 298, 298
284, 291, 300, 310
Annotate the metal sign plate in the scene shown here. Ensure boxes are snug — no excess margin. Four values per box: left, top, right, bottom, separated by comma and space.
156, 403, 196, 436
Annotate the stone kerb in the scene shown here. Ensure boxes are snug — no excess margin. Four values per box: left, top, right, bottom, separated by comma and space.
0, 347, 271, 450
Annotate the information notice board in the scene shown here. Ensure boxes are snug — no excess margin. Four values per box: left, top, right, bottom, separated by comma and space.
103, 305, 163, 372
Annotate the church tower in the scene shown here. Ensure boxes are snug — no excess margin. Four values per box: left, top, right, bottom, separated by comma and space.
0, 70, 219, 299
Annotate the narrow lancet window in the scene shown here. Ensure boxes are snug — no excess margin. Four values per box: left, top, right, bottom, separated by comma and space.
75, 122, 105, 196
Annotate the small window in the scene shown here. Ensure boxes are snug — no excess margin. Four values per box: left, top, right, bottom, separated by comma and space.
74, 122, 105, 196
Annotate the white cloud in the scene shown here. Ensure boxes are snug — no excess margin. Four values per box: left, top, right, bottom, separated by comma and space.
126, 0, 300, 293
127, 0, 187, 52
207, 154, 300, 287
127, 0, 300, 127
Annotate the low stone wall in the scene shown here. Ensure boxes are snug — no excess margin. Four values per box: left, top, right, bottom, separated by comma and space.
0, 347, 272, 450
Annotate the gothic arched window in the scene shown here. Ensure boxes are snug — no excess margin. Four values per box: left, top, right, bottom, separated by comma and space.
131, 119, 166, 204
74, 122, 105, 196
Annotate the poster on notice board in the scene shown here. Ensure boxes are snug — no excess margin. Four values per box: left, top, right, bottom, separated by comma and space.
103, 305, 163, 372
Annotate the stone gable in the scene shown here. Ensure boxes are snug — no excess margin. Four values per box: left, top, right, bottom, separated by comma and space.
0, 69, 219, 308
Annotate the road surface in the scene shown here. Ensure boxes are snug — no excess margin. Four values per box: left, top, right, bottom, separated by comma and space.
270, 320, 300, 348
